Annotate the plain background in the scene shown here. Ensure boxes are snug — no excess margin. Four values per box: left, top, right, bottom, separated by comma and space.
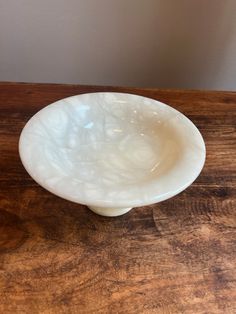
0, 0, 236, 90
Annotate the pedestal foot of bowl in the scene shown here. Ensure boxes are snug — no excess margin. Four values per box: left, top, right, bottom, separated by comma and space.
88, 206, 132, 217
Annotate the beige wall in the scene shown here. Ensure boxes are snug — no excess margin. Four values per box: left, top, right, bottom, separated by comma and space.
0, 0, 236, 90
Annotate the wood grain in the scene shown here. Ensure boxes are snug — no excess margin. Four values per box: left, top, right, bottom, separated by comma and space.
0, 82, 235, 314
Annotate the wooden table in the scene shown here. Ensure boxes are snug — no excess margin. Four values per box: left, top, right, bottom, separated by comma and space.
0, 82, 235, 314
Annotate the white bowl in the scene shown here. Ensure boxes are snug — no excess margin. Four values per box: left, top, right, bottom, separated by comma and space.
19, 92, 205, 217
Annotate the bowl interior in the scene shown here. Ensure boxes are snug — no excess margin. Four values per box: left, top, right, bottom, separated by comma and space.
19, 93, 205, 207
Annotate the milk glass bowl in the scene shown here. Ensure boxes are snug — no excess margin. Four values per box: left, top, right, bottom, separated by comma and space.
19, 92, 205, 217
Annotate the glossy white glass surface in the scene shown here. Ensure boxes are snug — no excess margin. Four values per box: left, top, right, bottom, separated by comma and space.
19, 93, 205, 216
